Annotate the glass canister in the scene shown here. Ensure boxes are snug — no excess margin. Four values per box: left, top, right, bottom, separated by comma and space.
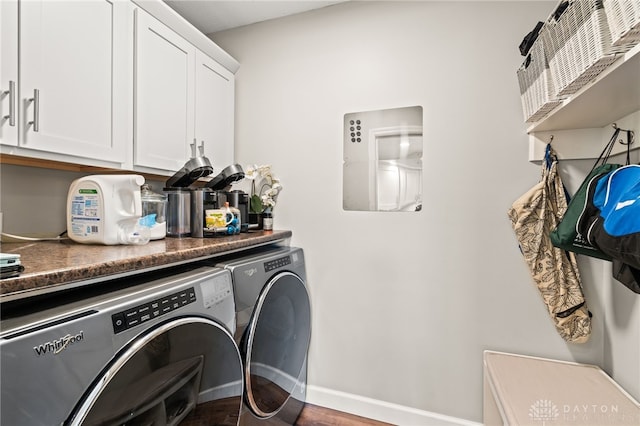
164, 187, 191, 238
140, 184, 168, 240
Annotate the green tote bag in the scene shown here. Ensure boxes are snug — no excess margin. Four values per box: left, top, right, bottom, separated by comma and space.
550, 128, 628, 259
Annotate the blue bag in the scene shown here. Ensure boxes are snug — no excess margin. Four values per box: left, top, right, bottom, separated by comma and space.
579, 164, 640, 293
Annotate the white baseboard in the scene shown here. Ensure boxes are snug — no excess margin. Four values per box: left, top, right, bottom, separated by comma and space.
305, 385, 481, 426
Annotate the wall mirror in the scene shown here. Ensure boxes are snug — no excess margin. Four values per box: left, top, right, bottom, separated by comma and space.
343, 106, 423, 211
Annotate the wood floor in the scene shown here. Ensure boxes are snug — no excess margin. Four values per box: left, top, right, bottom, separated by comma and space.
296, 404, 393, 426
180, 397, 392, 425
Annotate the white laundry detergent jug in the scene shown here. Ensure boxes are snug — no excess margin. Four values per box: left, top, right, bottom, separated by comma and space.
67, 174, 150, 245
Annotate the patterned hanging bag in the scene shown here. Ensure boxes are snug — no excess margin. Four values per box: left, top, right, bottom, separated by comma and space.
508, 145, 591, 343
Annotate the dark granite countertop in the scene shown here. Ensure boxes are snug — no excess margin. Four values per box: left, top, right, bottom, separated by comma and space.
0, 230, 291, 302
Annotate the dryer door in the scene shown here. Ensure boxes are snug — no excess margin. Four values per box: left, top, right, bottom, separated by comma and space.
243, 271, 311, 418
66, 317, 243, 426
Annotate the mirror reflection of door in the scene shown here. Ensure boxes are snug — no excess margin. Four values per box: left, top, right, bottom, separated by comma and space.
372, 128, 422, 211
343, 106, 423, 211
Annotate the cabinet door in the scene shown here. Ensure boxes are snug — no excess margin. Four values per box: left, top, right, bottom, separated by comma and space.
135, 8, 195, 172
0, 0, 18, 146
19, 0, 128, 162
195, 50, 235, 172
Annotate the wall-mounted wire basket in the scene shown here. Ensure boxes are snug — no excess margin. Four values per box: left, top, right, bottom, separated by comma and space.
543, 0, 619, 97
603, 0, 640, 49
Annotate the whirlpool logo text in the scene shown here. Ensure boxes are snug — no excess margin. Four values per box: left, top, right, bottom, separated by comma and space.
244, 267, 258, 277
33, 331, 85, 356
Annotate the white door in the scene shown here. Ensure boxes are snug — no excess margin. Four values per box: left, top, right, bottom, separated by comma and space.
0, 0, 18, 146
195, 50, 235, 172
135, 8, 194, 172
19, 0, 128, 162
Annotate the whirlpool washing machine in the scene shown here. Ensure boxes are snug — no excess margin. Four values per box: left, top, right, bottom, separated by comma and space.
0, 266, 244, 426
215, 246, 311, 425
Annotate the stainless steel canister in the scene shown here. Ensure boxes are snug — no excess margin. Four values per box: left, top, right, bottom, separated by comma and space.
164, 188, 191, 237
190, 188, 219, 238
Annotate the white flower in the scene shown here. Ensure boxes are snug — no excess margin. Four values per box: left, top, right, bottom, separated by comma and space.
257, 165, 272, 176
245, 164, 283, 212
271, 182, 282, 192
245, 164, 260, 180
261, 196, 276, 208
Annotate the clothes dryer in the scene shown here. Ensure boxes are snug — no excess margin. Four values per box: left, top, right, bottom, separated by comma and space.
0, 266, 244, 426
215, 246, 311, 425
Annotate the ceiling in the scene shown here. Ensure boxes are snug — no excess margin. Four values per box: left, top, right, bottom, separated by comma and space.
163, 0, 348, 34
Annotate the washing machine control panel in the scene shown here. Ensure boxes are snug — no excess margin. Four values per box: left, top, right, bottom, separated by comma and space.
111, 287, 197, 334
264, 255, 291, 272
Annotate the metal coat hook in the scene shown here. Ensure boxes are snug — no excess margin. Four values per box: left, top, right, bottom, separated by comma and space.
612, 123, 635, 145
620, 131, 635, 145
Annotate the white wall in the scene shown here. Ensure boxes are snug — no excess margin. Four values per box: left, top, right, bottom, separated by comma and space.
0, 164, 166, 236
211, 1, 640, 423
1, 1, 638, 424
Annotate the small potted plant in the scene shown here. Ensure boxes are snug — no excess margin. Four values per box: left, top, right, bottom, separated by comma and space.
246, 164, 282, 230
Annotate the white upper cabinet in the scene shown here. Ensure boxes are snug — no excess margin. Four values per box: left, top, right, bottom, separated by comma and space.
195, 49, 235, 172
5, 0, 129, 163
0, 0, 18, 147
134, 8, 195, 172
1, 0, 237, 174
134, 7, 236, 175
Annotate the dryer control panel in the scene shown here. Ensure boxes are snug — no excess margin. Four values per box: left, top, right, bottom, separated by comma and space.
111, 287, 196, 334
264, 255, 291, 272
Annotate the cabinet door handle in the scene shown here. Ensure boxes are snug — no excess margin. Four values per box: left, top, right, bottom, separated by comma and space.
28, 89, 40, 132
3, 80, 16, 126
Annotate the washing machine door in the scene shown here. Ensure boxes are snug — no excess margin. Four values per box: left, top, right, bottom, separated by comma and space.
66, 317, 243, 426
243, 271, 311, 418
